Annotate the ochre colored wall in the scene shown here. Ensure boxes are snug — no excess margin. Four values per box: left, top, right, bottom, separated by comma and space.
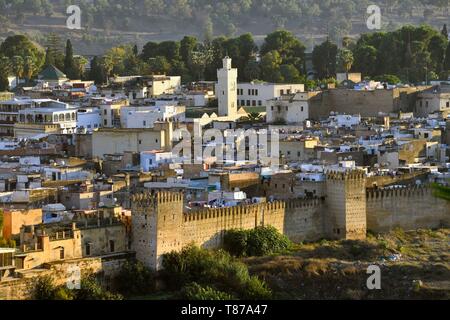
366, 186, 450, 232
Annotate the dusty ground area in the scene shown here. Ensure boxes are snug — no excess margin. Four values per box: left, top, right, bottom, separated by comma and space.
244, 228, 450, 299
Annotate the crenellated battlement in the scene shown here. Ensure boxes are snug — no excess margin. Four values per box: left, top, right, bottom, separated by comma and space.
183, 201, 285, 223
130, 173, 449, 271
326, 170, 366, 181
285, 197, 324, 210
366, 184, 430, 200
131, 191, 183, 209
156, 191, 184, 203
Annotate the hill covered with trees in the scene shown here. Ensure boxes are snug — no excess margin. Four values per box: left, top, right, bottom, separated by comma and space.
2, 1, 450, 54
1, 24, 450, 91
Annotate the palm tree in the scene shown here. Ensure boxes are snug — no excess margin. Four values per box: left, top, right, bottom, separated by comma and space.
243, 112, 263, 122
0, 56, 12, 91
11, 56, 24, 87
23, 56, 36, 81
74, 56, 89, 79
101, 55, 114, 85
337, 49, 354, 78
0, 56, 11, 74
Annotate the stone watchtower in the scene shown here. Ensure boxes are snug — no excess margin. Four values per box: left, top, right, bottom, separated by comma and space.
131, 191, 184, 270
325, 170, 367, 240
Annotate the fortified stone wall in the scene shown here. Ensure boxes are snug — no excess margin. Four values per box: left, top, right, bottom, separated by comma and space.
182, 201, 285, 249
283, 198, 325, 242
309, 87, 424, 120
366, 185, 450, 232
325, 171, 367, 240
132, 177, 449, 270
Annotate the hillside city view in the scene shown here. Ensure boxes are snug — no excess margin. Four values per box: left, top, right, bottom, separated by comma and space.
0, 0, 448, 311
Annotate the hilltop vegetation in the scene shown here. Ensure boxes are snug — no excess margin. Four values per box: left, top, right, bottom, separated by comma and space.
1, 1, 450, 54
2, 24, 450, 92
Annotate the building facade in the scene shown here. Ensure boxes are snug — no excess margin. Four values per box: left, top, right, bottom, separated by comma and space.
238, 82, 304, 108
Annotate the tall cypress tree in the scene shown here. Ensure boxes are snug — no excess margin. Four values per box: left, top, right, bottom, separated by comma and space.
44, 47, 55, 67
442, 24, 448, 39
443, 42, 450, 74
64, 39, 76, 79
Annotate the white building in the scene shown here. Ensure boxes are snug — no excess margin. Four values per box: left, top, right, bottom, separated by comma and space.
183, 91, 215, 107
0, 98, 68, 136
118, 75, 181, 102
76, 107, 101, 133
238, 82, 304, 107
329, 114, 361, 128
96, 98, 129, 128
266, 92, 310, 124
207, 190, 247, 207
15, 105, 78, 138
121, 105, 185, 129
216, 57, 238, 117
140, 150, 174, 172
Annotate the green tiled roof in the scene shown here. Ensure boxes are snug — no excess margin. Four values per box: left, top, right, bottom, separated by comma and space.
39, 65, 67, 80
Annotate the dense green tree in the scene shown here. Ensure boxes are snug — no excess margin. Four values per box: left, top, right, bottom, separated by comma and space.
148, 56, 171, 74
243, 59, 261, 81
260, 50, 283, 83
162, 245, 272, 299
223, 226, 292, 257
352, 44, 377, 77
280, 64, 302, 83
157, 41, 181, 62
312, 39, 338, 79
351, 25, 446, 83
89, 56, 105, 85
0, 56, 11, 91
141, 42, 159, 61
180, 36, 198, 66
261, 29, 305, 73
0, 35, 44, 77
44, 33, 65, 70
23, 56, 35, 81
44, 47, 55, 67
180, 282, 234, 300
64, 39, 77, 79
73, 56, 89, 80
11, 55, 24, 85
428, 34, 448, 74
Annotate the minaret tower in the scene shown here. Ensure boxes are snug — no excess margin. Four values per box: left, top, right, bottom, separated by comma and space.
216, 57, 238, 117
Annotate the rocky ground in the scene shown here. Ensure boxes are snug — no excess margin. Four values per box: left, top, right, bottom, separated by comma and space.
245, 228, 450, 299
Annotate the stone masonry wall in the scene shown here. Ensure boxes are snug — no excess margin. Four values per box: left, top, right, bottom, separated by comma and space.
366, 185, 450, 232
